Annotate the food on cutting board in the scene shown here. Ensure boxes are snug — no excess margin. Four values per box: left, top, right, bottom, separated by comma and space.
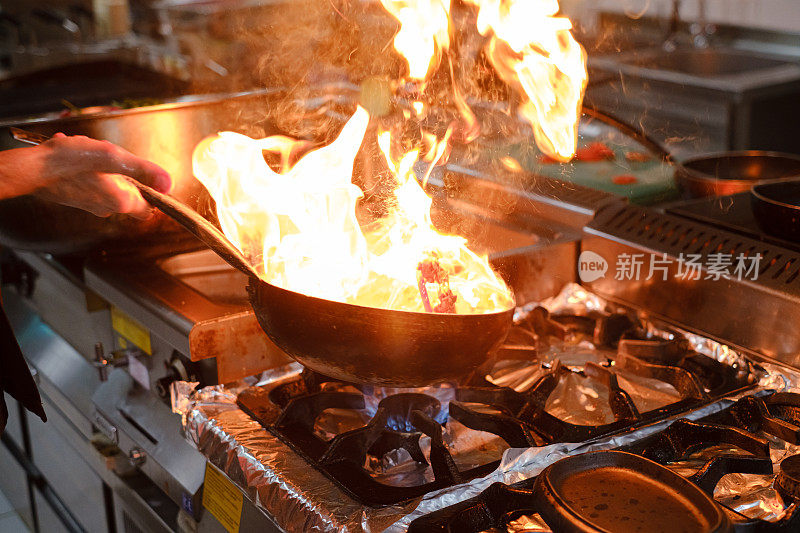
538, 142, 617, 164
625, 151, 652, 163
612, 174, 639, 185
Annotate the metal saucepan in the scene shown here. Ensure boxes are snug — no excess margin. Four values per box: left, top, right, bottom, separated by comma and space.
407, 450, 731, 532
10, 128, 514, 386
751, 178, 800, 242
0, 89, 287, 254
675, 151, 800, 198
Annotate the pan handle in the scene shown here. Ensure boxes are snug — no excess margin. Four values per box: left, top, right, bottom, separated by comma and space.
125, 178, 260, 278
7, 127, 260, 279
8, 127, 52, 146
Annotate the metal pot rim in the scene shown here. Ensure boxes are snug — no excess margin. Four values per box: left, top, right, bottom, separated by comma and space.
0, 87, 288, 128
677, 150, 800, 184
247, 275, 516, 320
751, 177, 800, 211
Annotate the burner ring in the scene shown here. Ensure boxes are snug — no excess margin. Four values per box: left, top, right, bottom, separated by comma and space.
378, 392, 442, 420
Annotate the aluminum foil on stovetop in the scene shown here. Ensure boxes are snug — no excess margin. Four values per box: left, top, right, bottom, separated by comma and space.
431, 389, 800, 532
176, 284, 800, 532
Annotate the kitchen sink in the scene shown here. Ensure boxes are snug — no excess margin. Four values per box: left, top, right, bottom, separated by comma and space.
619, 47, 793, 77
587, 46, 800, 156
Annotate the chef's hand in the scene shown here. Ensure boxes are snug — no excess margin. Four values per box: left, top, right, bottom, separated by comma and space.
0, 133, 172, 219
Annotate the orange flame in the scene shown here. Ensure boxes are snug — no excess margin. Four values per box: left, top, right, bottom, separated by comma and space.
378, 0, 587, 161
192, 107, 513, 314
467, 0, 587, 161
379, 0, 451, 80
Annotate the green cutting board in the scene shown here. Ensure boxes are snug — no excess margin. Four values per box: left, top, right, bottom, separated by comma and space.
477, 121, 679, 205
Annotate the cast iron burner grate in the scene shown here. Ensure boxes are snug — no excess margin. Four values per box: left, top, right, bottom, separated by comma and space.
409, 392, 800, 532
237, 307, 754, 508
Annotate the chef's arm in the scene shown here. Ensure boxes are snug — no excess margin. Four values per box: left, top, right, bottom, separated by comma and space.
0, 133, 172, 219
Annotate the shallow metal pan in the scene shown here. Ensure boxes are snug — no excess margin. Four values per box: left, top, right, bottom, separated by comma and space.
677, 151, 800, 198
533, 451, 730, 533
407, 450, 731, 532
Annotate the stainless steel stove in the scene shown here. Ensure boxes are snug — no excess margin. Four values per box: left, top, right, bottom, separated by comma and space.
0, 167, 594, 532
179, 282, 800, 532
4, 160, 800, 532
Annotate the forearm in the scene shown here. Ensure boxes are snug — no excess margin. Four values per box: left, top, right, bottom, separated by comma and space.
0, 145, 49, 200
0, 135, 170, 218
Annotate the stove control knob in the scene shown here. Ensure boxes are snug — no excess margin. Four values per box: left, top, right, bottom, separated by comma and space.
94, 343, 110, 382
128, 447, 146, 468
93, 342, 132, 381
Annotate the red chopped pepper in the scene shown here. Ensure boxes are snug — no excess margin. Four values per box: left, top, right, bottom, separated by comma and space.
625, 151, 651, 163
612, 174, 638, 185
575, 142, 616, 162
433, 288, 457, 314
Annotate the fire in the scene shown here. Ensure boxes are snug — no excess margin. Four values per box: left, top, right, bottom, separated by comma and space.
466, 0, 587, 161
379, 0, 451, 80
192, 107, 513, 314
191, 0, 585, 314
379, 0, 587, 161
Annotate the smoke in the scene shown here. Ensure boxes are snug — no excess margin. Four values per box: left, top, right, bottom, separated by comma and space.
191, 1, 534, 140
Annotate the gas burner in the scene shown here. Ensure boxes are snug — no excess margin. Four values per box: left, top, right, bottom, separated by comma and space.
634, 418, 774, 494
233, 302, 756, 508
451, 361, 640, 445
726, 393, 800, 444
452, 347, 752, 447
502, 306, 635, 355
408, 392, 800, 532
238, 380, 501, 506
237, 332, 754, 508
638, 418, 771, 464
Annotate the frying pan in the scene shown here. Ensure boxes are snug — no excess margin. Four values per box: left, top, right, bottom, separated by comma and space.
407, 450, 732, 532
533, 451, 730, 533
751, 178, 800, 243
10, 128, 514, 386
676, 151, 800, 198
